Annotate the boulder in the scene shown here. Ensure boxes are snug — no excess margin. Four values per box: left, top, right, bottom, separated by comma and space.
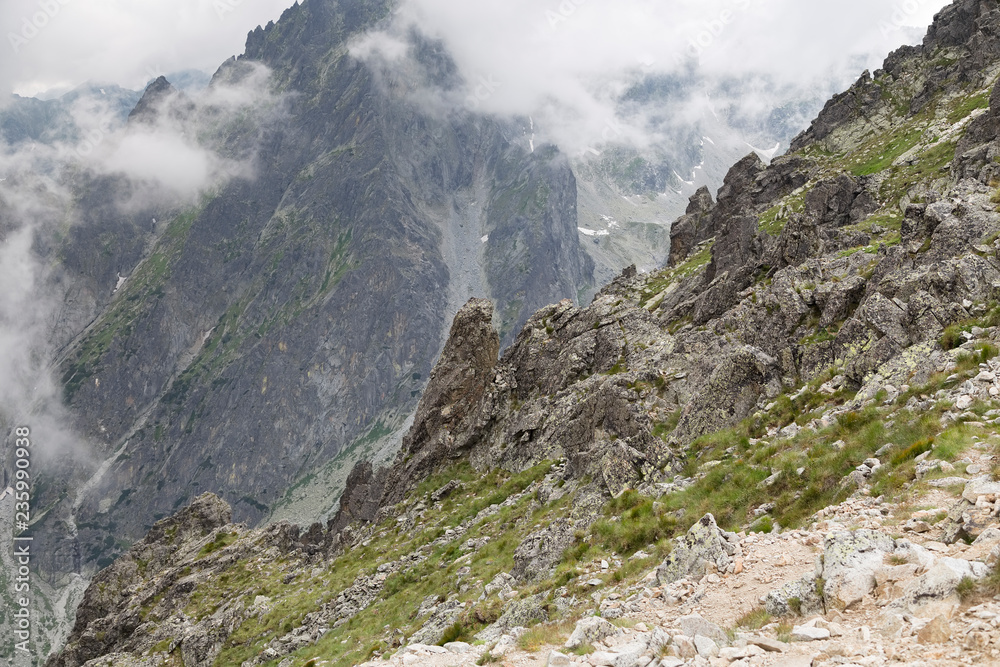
657, 515, 740, 585
511, 519, 576, 582
764, 575, 825, 617
564, 616, 621, 650
820, 530, 895, 609
964, 476, 1000, 503
475, 594, 548, 643
406, 601, 463, 646
546, 650, 572, 666
678, 613, 728, 645
893, 557, 989, 618
916, 615, 951, 644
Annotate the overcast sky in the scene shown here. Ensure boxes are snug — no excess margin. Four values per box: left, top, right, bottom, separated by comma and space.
1, 0, 951, 100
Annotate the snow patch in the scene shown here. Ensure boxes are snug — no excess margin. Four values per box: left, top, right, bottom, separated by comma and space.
578, 227, 610, 237
747, 141, 781, 162
481, 234, 489, 243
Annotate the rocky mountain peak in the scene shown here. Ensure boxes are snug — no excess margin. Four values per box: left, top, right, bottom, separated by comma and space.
126, 76, 179, 125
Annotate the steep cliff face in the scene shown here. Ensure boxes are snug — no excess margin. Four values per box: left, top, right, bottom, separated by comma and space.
29, 0, 594, 587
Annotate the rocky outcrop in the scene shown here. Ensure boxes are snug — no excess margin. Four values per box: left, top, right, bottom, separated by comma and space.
656, 514, 741, 585
668, 187, 714, 266
331, 298, 501, 531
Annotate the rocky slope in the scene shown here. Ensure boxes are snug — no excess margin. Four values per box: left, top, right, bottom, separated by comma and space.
39, 0, 1000, 665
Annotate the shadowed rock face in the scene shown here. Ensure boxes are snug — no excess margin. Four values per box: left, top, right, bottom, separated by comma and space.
31, 0, 594, 581
331, 298, 501, 532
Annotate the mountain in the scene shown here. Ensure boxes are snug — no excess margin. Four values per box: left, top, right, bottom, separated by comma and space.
38, 0, 1000, 665
20, 0, 603, 593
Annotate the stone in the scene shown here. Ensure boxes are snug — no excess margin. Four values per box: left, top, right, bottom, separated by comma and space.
657, 515, 740, 585
546, 650, 571, 666
564, 616, 622, 650
590, 651, 617, 666
820, 529, 896, 609
764, 575, 825, 617
745, 635, 787, 652
511, 519, 576, 582
407, 600, 464, 645
893, 557, 989, 618
694, 635, 720, 658
673, 636, 697, 659
444, 641, 471, 654
791, 625, 830, 641
679, 613, 729, 645
964, 476, 1000, 503
916, 614, 951, 644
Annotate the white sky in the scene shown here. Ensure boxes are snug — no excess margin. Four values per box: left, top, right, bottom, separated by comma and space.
1, 0, 293, 97
0, 1, 951, 99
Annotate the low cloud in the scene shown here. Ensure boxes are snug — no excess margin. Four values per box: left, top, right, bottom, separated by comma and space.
353, 0, 950, 156
0, 60, 284, 463
0, 0, 292, 98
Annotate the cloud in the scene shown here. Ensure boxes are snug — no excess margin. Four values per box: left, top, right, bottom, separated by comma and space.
0, 0, 292, 97
0, 168, 82, 463
0, 59, 283, 466
61, 62, 279, 200
354, 0, 951, 155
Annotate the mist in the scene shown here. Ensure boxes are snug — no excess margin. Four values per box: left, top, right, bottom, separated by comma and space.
0, 60, 284, 463
353, 0, 950, 156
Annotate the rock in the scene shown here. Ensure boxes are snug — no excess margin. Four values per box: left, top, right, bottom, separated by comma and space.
956, 395, 974, 410
546, 650, 572, 666
476, 594, 549, 643
821, 529, 896, 609
511, 519, 576, 582
893, 557, 989, 618
481, 572, 516, 600
659, 659, 685, 667
764, 575, 825, 617
444, 641, 471, 654
657, 515, 740, 585
916, 614, 951, 644
672, 636, 697, 659
679, 613, 729, 645
590, 651, 617, 666
745, 635, 787, 652
791, 625, 830, 641
693, 635, 720, 658
564, 616, 621, 650
611, 640, 649, 666
407, 600, 463, 645
964, 476, 1000, 503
